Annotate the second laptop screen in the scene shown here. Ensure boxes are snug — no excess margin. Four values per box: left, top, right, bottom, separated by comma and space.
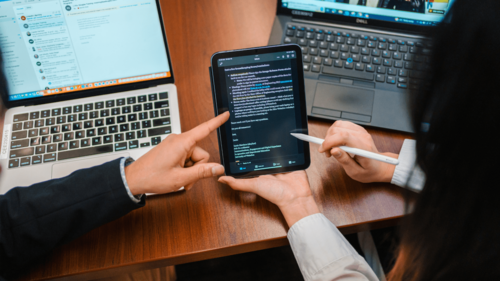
0, 0, 171, 101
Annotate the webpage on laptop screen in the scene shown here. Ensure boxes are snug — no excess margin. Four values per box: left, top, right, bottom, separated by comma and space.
282, 0, 452, 26
0, 0, 171, 101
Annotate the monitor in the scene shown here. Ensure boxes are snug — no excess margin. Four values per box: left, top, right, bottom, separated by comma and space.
0, 0, 172, 102
280, 0, 453, 27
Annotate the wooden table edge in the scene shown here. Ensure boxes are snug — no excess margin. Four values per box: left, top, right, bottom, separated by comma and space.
33, 215, 404, 281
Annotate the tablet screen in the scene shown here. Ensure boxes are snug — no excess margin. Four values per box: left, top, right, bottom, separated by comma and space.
211, 45, 310, 177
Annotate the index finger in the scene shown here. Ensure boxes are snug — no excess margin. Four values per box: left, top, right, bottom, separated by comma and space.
186, 111, 230, 142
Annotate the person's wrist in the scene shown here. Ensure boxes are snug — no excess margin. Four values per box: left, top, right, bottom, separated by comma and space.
380, 152, 398, 182
278, 196, 320, 227
125, 162, 146, 195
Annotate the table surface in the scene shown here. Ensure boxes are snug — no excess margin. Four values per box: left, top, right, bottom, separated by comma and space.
19, 0, 413, 280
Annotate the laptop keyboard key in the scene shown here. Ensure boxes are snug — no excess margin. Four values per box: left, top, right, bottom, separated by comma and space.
95, 119, 104, 127
376, 74, 385, 82
117, 116, 126, 123
31, 137, 41, 146
8, 159, 19, 168
12, 131, 28, 140
24, 121, 34, 129
101, 109, 110, 117
11, 139, 29, 149
120, 124, 129, 132
89, 111, 98, 119
44, 153, 57, 163
125, 132, 135, 140
69, 140, 79, 149
51, 125, 61, 134
98, 127, 107, 135
109, 126, 118, 133
115, 142, 127, 151
106, 117, 115, 125
133, 104, 142, 112
53, 134, 63, 142
92, 137, 101, 145
148, 126, 171, 137
106, 100, 115, 108
127, 97, 136, 104
46, 118, 55, 126
57, 116, 66, 124
87, 129, 96, 137
14, 113, 29, 122
13, 123, 23, 131
73, 122, 82, 130
131, 122, 140, 130
47, 144, 57, 152
58, 144, 113, 161
75, 130, 85, 139
129, 140, 139, 149
30, 112, 39, 120
151, 137, 161, 146
122, 106, 131, 114
19, 157, 30, 166
81, 139, 91, 147
160, 109, 170, 117
111, 108, 120, 115
84, 121, 93, 128
78, 113, 88, 121
128, 114, 137, 122
64, 132, 74, 141
103, 135, 113, 143
114, 134, 124, 142
138, 95, 147, 102
73, 105, 83, 113
58, 142, 68, 151
40, 127, 49, 135
137, 130, 146, 138
10, 147, 34, 158
95, 102, 104, 109
63, 107, 72, 114
41, 136, 51, 144
68, 114, 77, 122
153, 117, 171, 127
32, 155, 42, 165
117, 98, 126, 106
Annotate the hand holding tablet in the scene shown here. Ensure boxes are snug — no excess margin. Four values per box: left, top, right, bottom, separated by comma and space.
210, 45, 310, 177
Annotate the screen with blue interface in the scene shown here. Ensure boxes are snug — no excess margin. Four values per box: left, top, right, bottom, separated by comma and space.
282, 0, 453, 26
0, 0, 171, 101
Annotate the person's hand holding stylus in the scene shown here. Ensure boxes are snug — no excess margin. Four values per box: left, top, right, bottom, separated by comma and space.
317, 120, 399, 183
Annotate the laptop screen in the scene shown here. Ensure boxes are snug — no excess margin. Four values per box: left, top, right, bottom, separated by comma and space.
0, 0, 171, 102
281, 0, 453, 26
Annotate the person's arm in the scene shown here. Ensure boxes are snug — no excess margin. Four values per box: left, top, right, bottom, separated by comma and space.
319, 120, 425, 192
0, 112, 230, 278
219, 172, 378, 281
0, 158, 143, 278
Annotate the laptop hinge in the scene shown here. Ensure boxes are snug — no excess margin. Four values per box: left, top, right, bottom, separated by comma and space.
292, 19, 425, 39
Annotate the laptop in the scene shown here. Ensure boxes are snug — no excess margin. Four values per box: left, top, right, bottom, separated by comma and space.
269, 0, 453, 132
0, 0, 180, 194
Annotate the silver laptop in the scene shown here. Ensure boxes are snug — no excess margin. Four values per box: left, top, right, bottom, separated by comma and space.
0, 0, 181, 194
269, 0, 453, 132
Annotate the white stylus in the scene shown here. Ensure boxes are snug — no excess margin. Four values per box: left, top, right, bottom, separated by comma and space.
291, 133, 399, 165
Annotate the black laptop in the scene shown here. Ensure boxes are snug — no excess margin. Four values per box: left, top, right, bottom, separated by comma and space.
268, 0, 452, 132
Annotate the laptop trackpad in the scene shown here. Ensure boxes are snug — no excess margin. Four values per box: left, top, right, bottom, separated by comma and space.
313, 83, 374, 116
51, 153, 130, 179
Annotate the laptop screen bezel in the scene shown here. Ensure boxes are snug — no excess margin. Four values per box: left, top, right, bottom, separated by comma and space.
276, 0, 436, 33
4, 0, 175, 109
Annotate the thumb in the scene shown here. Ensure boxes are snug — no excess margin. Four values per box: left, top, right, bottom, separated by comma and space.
331, 148, 363, 172
180, 163, 225, 185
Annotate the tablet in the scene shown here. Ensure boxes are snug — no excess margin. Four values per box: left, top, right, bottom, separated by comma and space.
210, 44, 310, 178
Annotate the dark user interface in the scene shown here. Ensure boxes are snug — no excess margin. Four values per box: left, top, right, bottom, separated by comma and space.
217, 51, 306, 174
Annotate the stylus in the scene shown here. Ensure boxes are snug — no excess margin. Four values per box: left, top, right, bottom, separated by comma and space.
290, 133, 399, 165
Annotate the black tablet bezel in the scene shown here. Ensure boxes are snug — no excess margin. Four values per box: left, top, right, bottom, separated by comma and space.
210, 44, 310, 178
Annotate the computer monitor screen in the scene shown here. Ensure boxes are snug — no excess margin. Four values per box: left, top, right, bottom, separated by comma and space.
281, 0, 453, 26
0, 0, 171, 101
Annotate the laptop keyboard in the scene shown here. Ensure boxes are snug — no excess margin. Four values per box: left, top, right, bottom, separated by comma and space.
8, 92, 171, 168
283, 24, 432, 89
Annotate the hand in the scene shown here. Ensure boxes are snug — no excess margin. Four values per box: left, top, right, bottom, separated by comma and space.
318, 120, 397, 183
125, 112, 230, 195
218, 171, 319, 227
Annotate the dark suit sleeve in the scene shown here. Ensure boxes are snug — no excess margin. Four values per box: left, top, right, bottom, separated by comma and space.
0, 158, 145, 278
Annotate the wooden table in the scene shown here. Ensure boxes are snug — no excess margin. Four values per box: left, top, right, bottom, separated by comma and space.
19, 1, 412, 280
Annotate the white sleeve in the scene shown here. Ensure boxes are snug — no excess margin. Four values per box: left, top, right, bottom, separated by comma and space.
287, 214, 379, 281
390, 139, 425, 192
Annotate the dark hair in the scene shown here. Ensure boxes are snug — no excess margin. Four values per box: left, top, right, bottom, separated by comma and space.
389, 0, 500, 280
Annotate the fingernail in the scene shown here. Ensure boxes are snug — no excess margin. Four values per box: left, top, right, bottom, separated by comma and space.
333, 150, 342, 158
212, 165, 225, 176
